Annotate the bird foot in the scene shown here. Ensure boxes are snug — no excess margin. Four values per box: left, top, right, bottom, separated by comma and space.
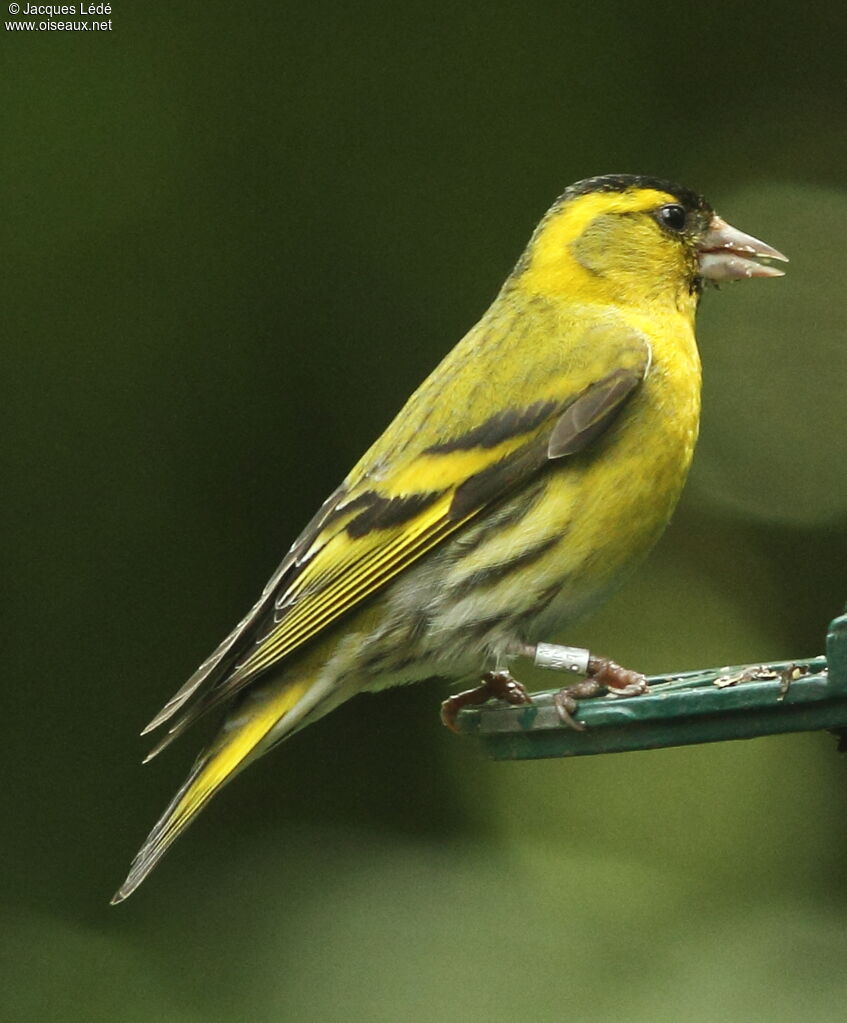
441, 670, 532, 733
553, 655, 649, 731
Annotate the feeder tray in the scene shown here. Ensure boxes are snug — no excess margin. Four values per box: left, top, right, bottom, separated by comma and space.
455, 612, 847, 760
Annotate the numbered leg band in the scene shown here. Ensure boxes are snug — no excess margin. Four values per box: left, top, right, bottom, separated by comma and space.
533, 643, 590, 675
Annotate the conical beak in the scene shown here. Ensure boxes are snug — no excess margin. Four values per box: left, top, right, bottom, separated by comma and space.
697, 215, 789, 281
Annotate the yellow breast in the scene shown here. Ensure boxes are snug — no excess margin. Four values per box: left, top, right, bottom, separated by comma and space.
433, 303, 702, 640
539, 307, 701, 623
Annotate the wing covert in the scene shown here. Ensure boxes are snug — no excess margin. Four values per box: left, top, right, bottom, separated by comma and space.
145, 321, 651, 752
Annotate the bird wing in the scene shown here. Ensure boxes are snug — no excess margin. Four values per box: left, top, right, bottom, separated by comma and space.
144, 320, 651, 750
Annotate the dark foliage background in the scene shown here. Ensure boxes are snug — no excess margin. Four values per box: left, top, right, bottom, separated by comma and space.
4, 2, 847, 1019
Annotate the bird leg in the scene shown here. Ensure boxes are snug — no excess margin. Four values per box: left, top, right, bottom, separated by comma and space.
441, 646, 649, 734
440, 669, 532, 734
552, 654, 648, 731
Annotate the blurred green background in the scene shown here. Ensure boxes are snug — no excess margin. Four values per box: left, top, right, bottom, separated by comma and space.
4, 2, 847, 1020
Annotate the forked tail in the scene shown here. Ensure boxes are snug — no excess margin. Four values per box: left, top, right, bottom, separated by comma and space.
111, 676, 313, 904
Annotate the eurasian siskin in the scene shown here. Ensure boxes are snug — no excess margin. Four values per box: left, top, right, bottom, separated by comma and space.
113, 174, 786, 903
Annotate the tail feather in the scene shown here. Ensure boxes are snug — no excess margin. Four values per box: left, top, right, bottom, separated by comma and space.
111, 677, 313, 904
141, 683, 230, 764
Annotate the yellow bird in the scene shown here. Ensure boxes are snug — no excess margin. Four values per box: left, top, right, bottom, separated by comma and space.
112, 174, 786, 903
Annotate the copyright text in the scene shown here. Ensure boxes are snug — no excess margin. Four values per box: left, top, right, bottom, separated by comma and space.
6, 2, 113, 29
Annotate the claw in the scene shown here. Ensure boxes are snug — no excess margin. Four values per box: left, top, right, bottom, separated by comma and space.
441, 669, 531, 733
553, 655, 649, 730
553, 679, 602, 730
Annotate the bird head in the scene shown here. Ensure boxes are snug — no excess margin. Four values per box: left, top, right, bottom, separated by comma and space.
514, 174, 787, 314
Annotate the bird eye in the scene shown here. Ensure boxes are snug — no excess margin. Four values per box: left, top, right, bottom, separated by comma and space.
657, 204, 687, 232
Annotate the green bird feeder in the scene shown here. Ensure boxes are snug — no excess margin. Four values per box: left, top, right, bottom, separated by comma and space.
455, 611, 847, 759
